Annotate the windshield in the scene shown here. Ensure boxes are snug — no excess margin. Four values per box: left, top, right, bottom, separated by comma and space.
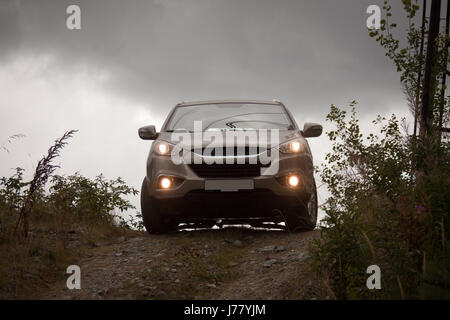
164, 103, 294, 132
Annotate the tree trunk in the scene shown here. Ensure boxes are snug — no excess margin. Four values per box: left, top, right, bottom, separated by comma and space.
420, 0, 441, 136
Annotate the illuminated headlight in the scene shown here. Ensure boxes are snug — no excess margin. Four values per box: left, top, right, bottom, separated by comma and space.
160, 177, 171, 189
278, 139, 304, 154
288, 175, 299, 187
157, 176, 183, 190
154, 142, 174, 156
276, 174, 301, 188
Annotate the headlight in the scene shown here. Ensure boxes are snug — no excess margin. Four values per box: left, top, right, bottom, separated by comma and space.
157, 175, 184, 190
159, 177, 172, 189
154, 141, 174, 156
278, 139, 304, 154
276, 174, 301, 188
288, 175, 299, 187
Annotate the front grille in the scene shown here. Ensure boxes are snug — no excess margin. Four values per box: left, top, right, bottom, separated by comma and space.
189, 163, 268, 178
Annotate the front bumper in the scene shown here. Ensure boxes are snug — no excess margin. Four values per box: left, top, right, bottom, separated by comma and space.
142, 152, 314, 219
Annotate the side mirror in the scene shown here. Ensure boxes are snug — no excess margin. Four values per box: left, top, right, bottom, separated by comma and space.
138, 125, 159, 140
302, 122, 322, 138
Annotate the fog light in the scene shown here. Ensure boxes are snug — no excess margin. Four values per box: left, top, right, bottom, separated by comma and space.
288, 175, 299, 187
159, 177, 172, 189
157, 176, 184, 190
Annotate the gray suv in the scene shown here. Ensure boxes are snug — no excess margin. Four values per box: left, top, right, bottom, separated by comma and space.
138, 100, 322, 234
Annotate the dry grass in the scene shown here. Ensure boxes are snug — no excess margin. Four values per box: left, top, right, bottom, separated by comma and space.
0, 211, 130, 299
0, 130, 138, 299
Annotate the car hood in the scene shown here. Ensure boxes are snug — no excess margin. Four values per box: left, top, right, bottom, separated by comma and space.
157, 130, 303, 150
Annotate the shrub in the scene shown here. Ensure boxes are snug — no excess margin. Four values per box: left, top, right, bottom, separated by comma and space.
309, 103, 449, 299
0, 132, 139, 298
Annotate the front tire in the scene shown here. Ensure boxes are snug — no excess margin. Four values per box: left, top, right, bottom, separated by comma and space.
141, 179, 177, 234
284, 179, 318, 232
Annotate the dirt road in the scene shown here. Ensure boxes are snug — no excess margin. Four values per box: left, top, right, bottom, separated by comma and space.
43, 227, 322, 300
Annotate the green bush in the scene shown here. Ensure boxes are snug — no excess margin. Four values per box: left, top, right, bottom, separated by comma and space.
47, 173, 138, 225
0, 163, 139, 298
309, 103, 450, 299
0, 169, 139, 235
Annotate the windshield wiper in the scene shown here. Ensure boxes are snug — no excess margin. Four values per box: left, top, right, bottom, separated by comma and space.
165, 129, 193, 133
225, 120, 292, 129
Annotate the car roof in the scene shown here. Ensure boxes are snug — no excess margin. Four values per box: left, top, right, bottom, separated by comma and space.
176, 99, 284, 107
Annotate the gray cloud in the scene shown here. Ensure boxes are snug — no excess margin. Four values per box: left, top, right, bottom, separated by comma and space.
0, 0, 416, 219
1, 0, 410, 109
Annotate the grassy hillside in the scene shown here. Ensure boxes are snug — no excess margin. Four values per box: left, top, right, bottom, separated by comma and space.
0, 131, 140, 299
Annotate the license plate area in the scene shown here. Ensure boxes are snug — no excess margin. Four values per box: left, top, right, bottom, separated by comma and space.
204, 179, 254, 192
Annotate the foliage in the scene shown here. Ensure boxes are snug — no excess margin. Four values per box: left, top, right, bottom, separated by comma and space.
369, 0, 450, 131
309, 0, 450, 299
0, 133, 140, 298
15, 130, 77, 238
1, 169, 139, 237
309, 103, 450, 299
48, 173, 138, 224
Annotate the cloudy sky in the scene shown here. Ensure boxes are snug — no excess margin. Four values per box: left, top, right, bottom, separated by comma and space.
0, 0, 418, 221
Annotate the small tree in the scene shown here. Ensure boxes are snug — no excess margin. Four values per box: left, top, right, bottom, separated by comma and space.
309, 1, 450, 299
369, 0, 449, 141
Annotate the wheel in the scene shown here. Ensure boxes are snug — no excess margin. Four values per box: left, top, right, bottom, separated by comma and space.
284, 179, 318, 232
304, 179, 318, 230
140, 179, 177, 234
